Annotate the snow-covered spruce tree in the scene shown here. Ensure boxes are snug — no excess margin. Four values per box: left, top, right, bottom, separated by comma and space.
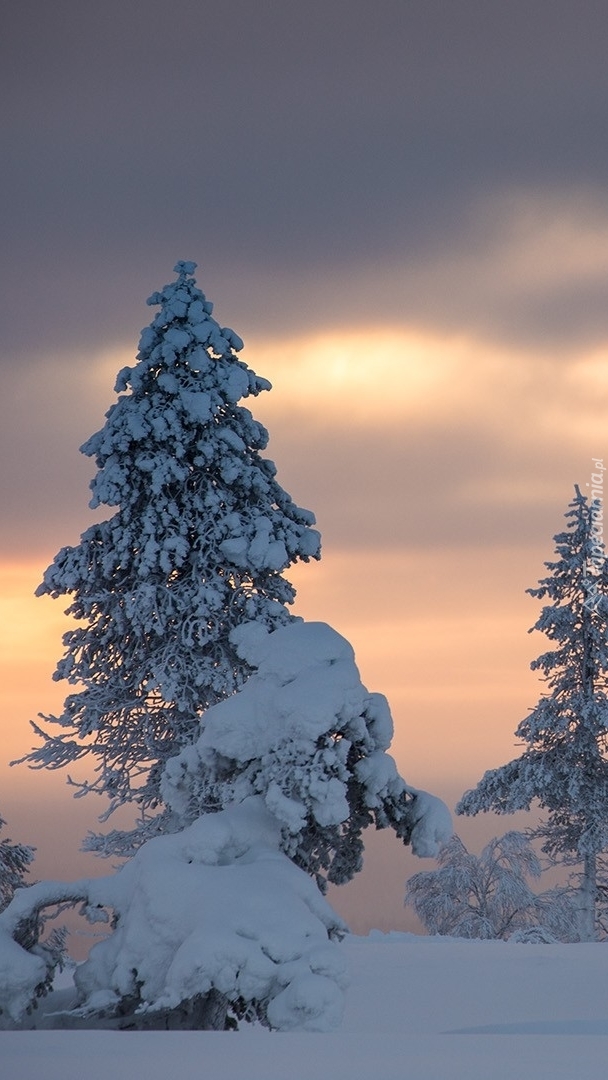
0, 815, 34, 912
405, 832, 577, 941
21, 262, 320, 847
161, 620, 453, 890
457, 486, 608, 940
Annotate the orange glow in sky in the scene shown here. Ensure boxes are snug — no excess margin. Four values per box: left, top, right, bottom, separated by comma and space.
2, 318, 607, 931
4, 314, 581, 782
3, 225, 608, 928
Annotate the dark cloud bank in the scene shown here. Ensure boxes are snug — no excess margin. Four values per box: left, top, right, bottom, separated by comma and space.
3, 0, 608, 359
2, 1, 608, 558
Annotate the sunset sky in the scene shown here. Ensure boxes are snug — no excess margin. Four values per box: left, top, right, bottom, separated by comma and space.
2, 1, 608, 932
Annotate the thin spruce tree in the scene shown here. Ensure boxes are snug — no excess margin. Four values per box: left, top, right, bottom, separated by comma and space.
0, 815, 34, 912
20, 262, 321, 850
457, 486, 608, 940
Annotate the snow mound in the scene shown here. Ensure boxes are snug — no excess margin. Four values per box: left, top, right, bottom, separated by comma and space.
0, 800, 347, 1031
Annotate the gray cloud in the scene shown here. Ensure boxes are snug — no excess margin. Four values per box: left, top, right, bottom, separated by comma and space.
0, 353, 586, 561
3, 1, 608, 361
3, 1, 608, 560
265, 416, 584, 554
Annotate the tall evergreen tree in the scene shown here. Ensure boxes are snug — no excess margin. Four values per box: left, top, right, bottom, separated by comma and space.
457, 486, 608, 939
22, 262, 320, 841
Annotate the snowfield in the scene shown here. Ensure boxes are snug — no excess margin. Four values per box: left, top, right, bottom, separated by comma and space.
4, 932, 608, 1080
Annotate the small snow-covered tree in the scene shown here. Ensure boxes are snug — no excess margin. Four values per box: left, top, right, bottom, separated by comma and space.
20, 263, 320, 845
405, 832, 577, 941
160, 620, 452, 889
0, 815, 34, 912
0, 618, 454, 1031
457, 487, 608, 940
0, 620, 453, 1030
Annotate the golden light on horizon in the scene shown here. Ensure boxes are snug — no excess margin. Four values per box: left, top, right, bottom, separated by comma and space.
49, 310, 608, 463
246, 325, 608, 450
0, 563, 69, 761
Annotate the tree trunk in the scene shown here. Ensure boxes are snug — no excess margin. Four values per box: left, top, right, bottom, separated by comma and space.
578, 853, 598, 942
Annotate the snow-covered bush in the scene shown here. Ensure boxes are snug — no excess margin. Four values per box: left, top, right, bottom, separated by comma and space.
20, 262, 320, 847
405, 832, 578, 941
0, 618, 451, 1029
0, 799, 348, 1031
508, 925, 559, 944
161, 620, 452, 888
458, 486, 608, 940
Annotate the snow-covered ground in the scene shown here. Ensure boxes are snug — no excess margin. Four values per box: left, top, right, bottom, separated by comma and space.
4, 932, 608, 1080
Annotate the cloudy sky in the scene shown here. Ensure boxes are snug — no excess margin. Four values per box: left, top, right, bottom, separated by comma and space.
2, 1, 608, 931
